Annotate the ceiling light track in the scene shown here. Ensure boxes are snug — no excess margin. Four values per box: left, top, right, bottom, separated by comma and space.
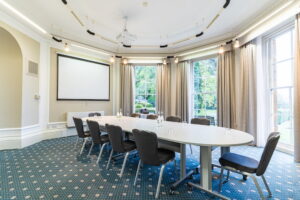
51, 34, 113, 56
87, 29, 95, 36
52, 36, 62, 43
223, 0, 231, 9
70, 11, 84, 27
59, 0, 231, 49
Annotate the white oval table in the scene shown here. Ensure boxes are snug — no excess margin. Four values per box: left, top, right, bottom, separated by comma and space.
84, 116, 253, 199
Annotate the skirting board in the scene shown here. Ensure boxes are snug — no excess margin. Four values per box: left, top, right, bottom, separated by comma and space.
0, 122, 77, 150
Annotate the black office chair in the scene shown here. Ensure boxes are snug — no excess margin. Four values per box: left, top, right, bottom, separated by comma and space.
73, 117, 91, 155
166, 116, 182, 122
218, 132, 280, 200
131, 113, 141, 118
86, 120, 110, 162
191, 118, 210, 126
140, 108, 149, 114
105, 124, 136, 178
147, 114, 158, 120
156, 115, 182, 153
132, 129, 175, 199
88, 112, 101, 117
189, 118, 211, 154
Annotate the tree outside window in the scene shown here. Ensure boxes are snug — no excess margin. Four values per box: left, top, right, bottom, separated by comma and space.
134, 66, 157, 113
192, 58, 218, 124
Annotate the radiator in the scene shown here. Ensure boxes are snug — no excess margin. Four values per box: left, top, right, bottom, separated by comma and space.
67, 111, 105, 127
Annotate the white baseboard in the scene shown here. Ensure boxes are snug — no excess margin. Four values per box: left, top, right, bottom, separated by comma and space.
0, 122, 77, 150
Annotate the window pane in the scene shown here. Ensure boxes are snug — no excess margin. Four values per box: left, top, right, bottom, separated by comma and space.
134, 66, 157, 113
193, 94, 204, 110
192, 57, 217, 124
271, 88, 293, 145
274, 31, 292, 62
272, 60, 293, 88
267, 26, 295, 147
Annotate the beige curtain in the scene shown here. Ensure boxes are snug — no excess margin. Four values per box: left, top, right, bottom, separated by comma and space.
217, 51, 236, 128
175, 61, 191, 122
120, 64, 135, 115
156, 63, 171, 117
237, 41, 258, 144
294, 14, 300, 162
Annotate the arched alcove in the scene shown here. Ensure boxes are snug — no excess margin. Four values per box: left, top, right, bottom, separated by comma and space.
0, 27, 23, 128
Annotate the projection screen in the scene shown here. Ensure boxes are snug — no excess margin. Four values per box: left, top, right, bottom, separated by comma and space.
57, 54, 110, 101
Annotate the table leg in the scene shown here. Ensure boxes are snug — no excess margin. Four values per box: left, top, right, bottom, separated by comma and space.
180, 144, 186, 179
170, 144, 195, 192
187, 146, 230, 200
200, 146, 212, 189
221, 146, 230, 156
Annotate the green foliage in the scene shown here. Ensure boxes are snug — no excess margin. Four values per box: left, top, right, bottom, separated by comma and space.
193, 58, 218, 118
134, 66, 157, 113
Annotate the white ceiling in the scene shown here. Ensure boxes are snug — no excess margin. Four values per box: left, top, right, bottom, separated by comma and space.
0, 0, 286, 53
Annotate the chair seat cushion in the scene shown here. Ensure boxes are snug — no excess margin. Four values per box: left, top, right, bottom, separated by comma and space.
84, 131, 90, 137
219, 152, 259, 174
123, 140, 136, 152
100, 134, 109, 143
157, 148, 175, 164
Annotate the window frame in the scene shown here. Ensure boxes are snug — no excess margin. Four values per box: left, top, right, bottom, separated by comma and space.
133, 65, 157, 114
191, 56, 218, 124
263, 21, 295, 150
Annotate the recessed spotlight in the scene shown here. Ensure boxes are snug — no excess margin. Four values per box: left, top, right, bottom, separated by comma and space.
123, 59, 128, 65
174, 57, 179, 64
110, 56, 115, 63
219, 45, 224, 54
64, 43, 70, 52
234, 39, 240, 49
163, 59, 167, 65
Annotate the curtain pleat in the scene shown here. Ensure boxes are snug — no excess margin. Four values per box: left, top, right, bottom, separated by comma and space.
175, 61, 191, 122
217, 51, 236, 128
156, 63, 171, 117
294, 14, 300, 162
120, 64, 135, 115
237, 41, 258, 144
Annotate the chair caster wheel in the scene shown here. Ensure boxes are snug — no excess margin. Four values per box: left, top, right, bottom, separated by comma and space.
187, 184, 193, 192
243, 175, 248, 181
169, 190, 175, 195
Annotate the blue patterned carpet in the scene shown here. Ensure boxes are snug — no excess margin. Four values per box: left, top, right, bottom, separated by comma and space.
0, 136, 299, 200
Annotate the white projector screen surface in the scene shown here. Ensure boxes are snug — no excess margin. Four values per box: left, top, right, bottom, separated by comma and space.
57, 54, 110, 100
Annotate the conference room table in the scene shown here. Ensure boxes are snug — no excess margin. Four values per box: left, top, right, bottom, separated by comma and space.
83, 116, 253, 199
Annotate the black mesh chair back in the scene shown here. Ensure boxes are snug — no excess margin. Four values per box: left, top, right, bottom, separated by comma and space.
147, 114, 158, 120
166, 116, 182, 122
106, 124, 125, 153
131, 113, 141, 118
73, 117, 85, 138
256, 132, 280, 176
132, 129, 161, 166
191, 118, 210, 126
87, 120, 102, 144
140, 108, 149, 114
88, 112, 101, 117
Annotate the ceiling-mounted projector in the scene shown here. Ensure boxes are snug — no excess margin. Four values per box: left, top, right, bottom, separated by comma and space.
116, 16, 137, 46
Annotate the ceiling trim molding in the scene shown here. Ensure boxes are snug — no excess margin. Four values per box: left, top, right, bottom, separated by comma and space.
59, 0, 231, 49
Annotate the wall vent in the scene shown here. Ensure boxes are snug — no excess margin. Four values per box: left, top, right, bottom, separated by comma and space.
28, 61, 38, 76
